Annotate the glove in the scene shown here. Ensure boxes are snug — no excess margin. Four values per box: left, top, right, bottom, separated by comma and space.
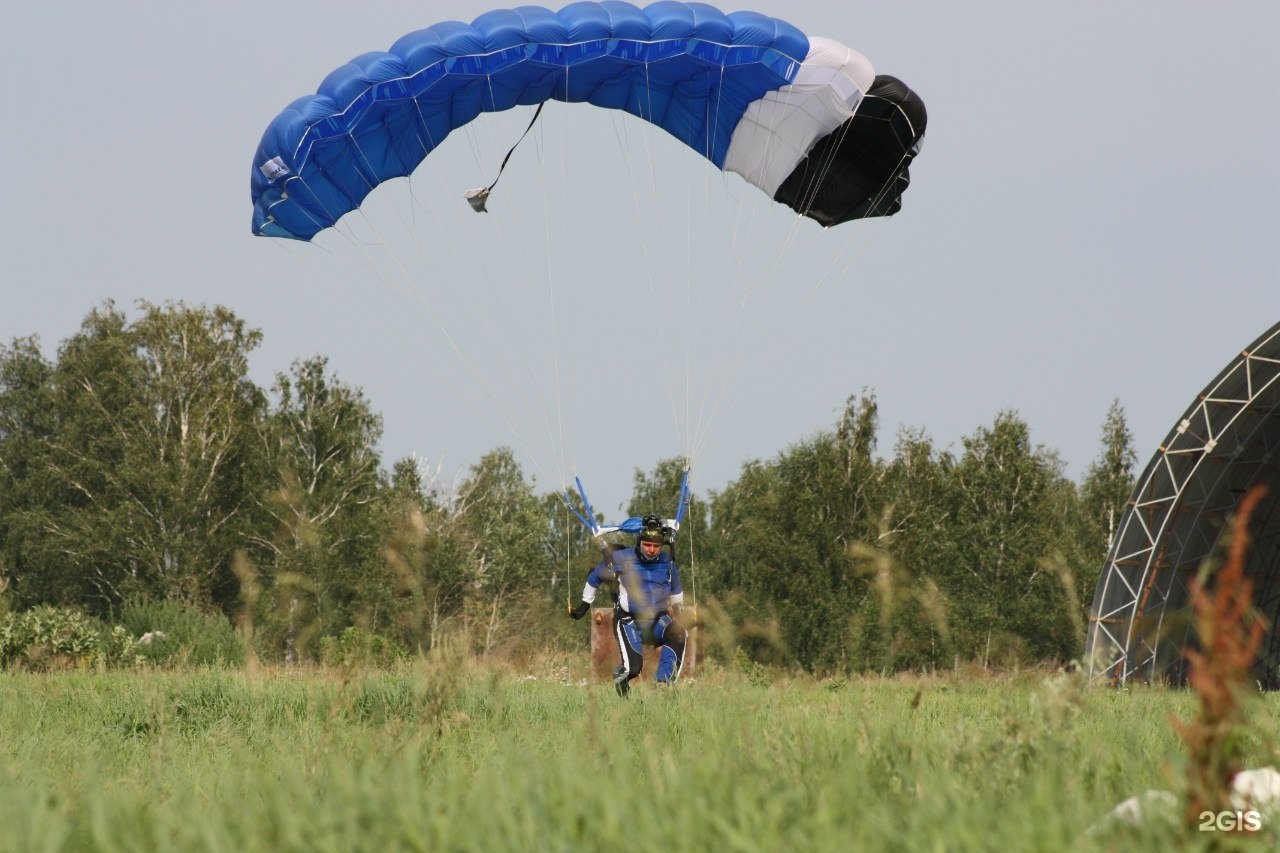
568, 600, 590, 620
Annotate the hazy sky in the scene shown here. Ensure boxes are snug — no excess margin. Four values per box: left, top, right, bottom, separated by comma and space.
3, 1, 1278, 516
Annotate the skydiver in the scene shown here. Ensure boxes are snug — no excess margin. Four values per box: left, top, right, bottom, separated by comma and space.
568, 515, 687, 697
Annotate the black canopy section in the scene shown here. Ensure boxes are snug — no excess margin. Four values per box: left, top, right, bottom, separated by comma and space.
774, 74, 927, 227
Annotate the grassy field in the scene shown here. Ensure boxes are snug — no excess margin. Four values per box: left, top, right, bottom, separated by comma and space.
1, 656, 1277, 852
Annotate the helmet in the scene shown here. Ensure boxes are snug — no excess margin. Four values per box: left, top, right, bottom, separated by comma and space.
636, 514, 672, 562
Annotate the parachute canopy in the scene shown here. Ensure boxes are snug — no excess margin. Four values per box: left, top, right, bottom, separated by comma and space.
250, 1, 926, 240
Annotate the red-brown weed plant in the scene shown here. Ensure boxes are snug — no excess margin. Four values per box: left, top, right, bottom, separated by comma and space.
1173, 483, 1270, 830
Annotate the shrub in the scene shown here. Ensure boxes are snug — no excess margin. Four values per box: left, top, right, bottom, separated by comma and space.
319, 626, 408, 668
117, 597, 245, 667
0, 606, 141, 671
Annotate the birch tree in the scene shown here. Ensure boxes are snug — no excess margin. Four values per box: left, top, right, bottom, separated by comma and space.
8, 302, 265, 611
942, 411, 1074, 662
256, 356, 384, 658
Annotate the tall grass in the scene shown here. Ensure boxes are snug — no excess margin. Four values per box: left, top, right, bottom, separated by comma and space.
3, 661, 1277, 851
1174, 484, 1272, 830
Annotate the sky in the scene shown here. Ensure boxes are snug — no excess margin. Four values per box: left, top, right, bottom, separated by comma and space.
3, 1, 1278, 517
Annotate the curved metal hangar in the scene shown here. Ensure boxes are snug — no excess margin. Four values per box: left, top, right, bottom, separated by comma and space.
1087, 322, 1280, 686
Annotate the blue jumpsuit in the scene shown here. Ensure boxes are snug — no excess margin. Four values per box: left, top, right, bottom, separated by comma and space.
582, 546, 686, 687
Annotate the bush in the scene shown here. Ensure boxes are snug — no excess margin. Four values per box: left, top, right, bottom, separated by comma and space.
319, 626, 408, 668
117, 597, 245, 667
0, 606, 141, 671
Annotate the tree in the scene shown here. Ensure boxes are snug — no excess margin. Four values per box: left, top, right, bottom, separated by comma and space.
451, 448, 548, 654
1063, 399, 1139, 642
0, 337, 56, 606
879, 427, 954, 574
858, 426, 956, 670
126, 302, 267, 606
255, 356, 384, 659
378, 456, 476, 651
941, 411, 1075, 663
703, 457, 783, 637
6, 302, 266, 612
1080, 399, 1137, 561
707, 392, 886, 671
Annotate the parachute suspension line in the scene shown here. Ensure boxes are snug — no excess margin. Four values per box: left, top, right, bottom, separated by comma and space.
608, 106, 672, 456
562, 498, 573, 609
682, 69, 726, 469
464, 85, 566, 479
331, 135, 449, 277
633, 58, 692, 461
718, 202, 883, 455
721, 60, 814, 322
685, 61, 765, 465
606, 93, 701, 489
285, 156, 379, 243
454, 77, 573, 494
751, 81, 822, 274
821, 149, 912, 288
609, 90, 666, 331
685, 202, 807, 465
476, 167, 561, 475
790, 143, 912, 310
343, 136, 488, 287
792, 106, 855, 221
395, 97, 568, 492
679, 62, 737, 470
401, 100, 478, 244
543, 70, 570, 487
675, 467, 700, 609
684, 111, 696, 468
706, 155, 907, 446
396, 126, 433, 235
297, 190, 581, 516
299, 165, 430, 294
459, 73, 519, 199
677, 65, 745, 463
696, 63, 737, 466
299, 194, 511, 421
266, 238, 418, 363
732, 52, 810, 267
639, 60, 662, 197
688, 67, 916, 463
611, 110, 663, 318
470, 102, 568, 488
709, 233, 880, 454
689, 217, 869, 463
303, 133, 564, 494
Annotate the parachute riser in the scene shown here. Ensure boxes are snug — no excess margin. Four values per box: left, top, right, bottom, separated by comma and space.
561, 468, 690, 545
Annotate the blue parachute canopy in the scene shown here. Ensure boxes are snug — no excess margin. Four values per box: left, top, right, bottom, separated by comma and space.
251, 2, 925, 239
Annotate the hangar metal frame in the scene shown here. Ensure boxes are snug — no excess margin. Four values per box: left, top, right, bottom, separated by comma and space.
1087, 322, 1280, 686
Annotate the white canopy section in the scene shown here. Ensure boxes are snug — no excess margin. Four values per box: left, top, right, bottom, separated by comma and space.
723, 37, 876, 197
